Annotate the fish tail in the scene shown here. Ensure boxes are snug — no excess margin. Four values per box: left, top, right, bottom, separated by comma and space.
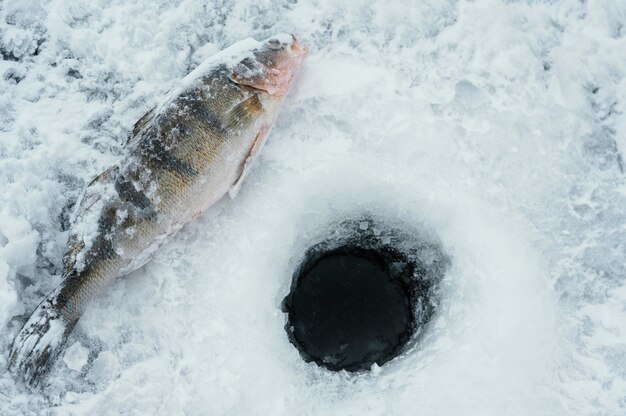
8, 290, 78, 389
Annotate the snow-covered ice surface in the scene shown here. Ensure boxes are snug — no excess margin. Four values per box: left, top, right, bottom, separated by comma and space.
1, 0, 626, 414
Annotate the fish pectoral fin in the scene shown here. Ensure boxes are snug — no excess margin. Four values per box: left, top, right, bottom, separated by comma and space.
228, 124, 271, 199
225, 95, 266, 198
223, 94, 262, 132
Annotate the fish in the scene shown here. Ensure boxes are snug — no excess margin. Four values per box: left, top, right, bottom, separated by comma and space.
8, 33, 307, 388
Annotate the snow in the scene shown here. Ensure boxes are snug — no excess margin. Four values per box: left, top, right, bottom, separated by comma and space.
1, 0, 626, 415
63, 342, 89, 372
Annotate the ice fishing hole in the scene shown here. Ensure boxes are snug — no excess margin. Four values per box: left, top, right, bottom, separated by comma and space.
282, 218, 447, 372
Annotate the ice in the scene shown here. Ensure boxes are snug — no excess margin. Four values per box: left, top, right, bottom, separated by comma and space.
1, 0, 626, 415
0, 259, 15, 329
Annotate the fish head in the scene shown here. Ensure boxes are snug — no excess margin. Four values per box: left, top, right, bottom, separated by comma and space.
229, 34, 307, 97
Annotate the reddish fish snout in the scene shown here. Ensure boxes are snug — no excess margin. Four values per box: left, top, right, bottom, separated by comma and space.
270, 35, 307, 96
230, 34, 307, 96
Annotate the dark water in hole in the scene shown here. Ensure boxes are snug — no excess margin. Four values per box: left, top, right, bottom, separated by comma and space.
283, 217, 449, 372
284, 246, 416, 371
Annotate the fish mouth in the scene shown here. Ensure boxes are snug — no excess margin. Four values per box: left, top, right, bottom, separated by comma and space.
289, 35, 308, 60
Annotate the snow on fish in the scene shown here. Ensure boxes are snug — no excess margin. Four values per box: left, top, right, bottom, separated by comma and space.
8, 33, 307, 388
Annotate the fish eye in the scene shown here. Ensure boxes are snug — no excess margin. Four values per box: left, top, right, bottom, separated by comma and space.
268, 39, 283, 51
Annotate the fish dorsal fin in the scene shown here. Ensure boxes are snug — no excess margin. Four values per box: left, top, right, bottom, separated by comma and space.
126, 107, 156, 147
223, 94, 262, 132
86, 164, 119, 187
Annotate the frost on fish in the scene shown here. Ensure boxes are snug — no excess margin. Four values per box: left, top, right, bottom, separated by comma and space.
8, 33, 306, 389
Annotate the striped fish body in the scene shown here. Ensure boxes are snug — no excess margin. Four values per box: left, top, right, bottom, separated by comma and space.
9, 34, 306, 388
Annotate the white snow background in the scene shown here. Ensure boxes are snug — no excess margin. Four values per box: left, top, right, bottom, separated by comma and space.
1, 0, 626, 414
